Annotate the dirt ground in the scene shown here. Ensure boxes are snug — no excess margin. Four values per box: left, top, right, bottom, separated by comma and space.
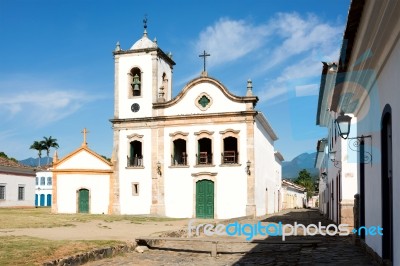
0, 219, 191, 241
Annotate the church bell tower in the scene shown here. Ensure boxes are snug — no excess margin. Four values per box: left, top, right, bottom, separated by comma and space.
112, 18, 176, 120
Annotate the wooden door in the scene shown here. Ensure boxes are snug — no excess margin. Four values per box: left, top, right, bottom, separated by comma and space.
196, 180, 214, 218
78, 189, 89, 213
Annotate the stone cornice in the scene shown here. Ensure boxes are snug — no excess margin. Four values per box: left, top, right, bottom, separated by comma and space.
113, 47, 175, 67
110, 111, 257, 125
153, 76, 258, 109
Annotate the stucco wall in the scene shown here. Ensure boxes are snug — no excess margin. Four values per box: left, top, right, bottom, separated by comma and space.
57, 174, 110, 214
0, 173, 35, 207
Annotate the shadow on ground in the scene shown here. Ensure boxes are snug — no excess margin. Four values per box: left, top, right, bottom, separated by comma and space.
232, 208, 378, 265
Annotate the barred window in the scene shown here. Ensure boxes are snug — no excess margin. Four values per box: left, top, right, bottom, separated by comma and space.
18, 186, 24, 200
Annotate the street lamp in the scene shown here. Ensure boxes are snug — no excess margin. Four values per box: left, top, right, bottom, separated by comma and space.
335, 113, 352, 139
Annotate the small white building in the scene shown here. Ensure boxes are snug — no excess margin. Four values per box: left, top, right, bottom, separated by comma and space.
281, 179, 306, 210
51, 138, 113, 214
35, 169, 53, 207
0, 157, 35, 207
109, 23, 282, 219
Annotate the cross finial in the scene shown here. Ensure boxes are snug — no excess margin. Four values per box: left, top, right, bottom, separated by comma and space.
81, 128, 89, 147
199, 50, 210, 74
143, 15, 148, 35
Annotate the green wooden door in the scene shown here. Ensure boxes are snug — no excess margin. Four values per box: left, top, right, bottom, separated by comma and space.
78, 189, 89, 213
196, 180, 214, 218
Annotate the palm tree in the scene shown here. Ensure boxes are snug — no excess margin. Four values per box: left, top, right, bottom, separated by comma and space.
42, 136, 59, 165
30, 141, 45, 167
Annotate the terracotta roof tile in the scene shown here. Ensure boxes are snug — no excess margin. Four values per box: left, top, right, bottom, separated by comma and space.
0, 157, 34, 169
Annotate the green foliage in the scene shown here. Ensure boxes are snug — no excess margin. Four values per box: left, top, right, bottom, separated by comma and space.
42, 136, 59, 164
0, 151, 18, 162
29, 137, 59, 166
294, 169, 317, 199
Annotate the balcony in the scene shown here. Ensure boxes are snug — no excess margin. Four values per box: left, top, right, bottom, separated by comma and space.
127, 155, 143, 168
221, 151, 239, 164
171, 152, 188, 166
196, 152, 213, 165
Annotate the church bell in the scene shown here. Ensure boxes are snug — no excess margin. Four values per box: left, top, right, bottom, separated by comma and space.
132, 74, 141, 91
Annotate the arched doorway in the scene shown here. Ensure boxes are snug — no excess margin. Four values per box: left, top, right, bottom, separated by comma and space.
196, 180, 214, 218
78, 189, 89, 213
381, 106, 393, 263
40, 194, 45, 206
46, 194, 52, 207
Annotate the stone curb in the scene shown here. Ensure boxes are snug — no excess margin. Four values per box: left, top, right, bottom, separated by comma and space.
42, 242, 136, 266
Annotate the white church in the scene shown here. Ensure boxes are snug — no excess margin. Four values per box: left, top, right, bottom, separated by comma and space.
53, 22, 283, 219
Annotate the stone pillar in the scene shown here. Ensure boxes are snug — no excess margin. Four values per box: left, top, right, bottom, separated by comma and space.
111, 130, 120, 214
245, 114, 256, 217
150, 126, 165, 216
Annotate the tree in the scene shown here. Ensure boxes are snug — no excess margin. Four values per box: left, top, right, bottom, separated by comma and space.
0, 151, 18, 162
30, 141, 45, 166
294, 169, 316, 200
42, 136, 59, 165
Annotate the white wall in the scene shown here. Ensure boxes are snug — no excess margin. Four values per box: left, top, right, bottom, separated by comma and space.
57, 174, 110, 214
254, 119, 277, 216
355, 37, 400, 261
0, 173, 35, 207
118, 128, 152, 215
163, 123, 248, 219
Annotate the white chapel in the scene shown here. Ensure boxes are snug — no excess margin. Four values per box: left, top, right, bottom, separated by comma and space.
109, 22, 283, 219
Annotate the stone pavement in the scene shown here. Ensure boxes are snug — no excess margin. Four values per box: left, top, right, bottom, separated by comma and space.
85, 209, 379, 266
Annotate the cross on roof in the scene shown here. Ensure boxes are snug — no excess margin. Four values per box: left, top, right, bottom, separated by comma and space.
199, 50, 210, 72
81, 128, 89, 146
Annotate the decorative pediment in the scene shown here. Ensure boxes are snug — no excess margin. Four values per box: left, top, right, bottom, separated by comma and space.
219, 129, 240, 135
169, 131, 189, 137
194, 130, 214, 136
127, 133, 144, 140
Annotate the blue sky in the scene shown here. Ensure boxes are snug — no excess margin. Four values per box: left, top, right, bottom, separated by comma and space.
0, 0, 350, 161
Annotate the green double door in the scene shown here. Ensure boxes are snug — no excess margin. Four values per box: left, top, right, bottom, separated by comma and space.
196, 180, 214, 219
78, 189, 89, 213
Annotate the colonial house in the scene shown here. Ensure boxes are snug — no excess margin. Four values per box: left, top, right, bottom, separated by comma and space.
281, 179, 306, 210
109, 23, 282, 219
316, 0, 400, 264
35, 168, 53, 207
0, 157, 35, 207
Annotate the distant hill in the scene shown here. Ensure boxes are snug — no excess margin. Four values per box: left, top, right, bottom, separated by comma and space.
282, 152, 318, 179
19, 157, 52, 167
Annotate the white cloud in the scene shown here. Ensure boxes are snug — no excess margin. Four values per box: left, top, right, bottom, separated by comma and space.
195, 18, 270, 67
193, 13, 343, 104
0, 77, 104, 127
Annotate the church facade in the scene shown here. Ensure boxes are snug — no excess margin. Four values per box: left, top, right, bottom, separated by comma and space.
109, 25, 282, 219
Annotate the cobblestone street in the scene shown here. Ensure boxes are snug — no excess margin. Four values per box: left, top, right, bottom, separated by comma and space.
86, 209, 378, 266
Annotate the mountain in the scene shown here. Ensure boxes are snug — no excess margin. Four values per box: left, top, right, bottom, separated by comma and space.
19, 157, 52, 167
282, 152, 318, 179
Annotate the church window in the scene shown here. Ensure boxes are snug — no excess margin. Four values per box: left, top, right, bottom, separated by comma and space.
172, 139, 187, 166
47, 177, 52, 186
132, 182, 139, 196
0, 185, 5, 200
222, 137, 239, 164
128, 140, 143, 167
195, 92, 213, 111
197, 138, 212, 165
130, 68, 141, 97
18, 185, 25, 200
198, 95, 210, 108
40, 177, 45, 185
35, 177, 38, 185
